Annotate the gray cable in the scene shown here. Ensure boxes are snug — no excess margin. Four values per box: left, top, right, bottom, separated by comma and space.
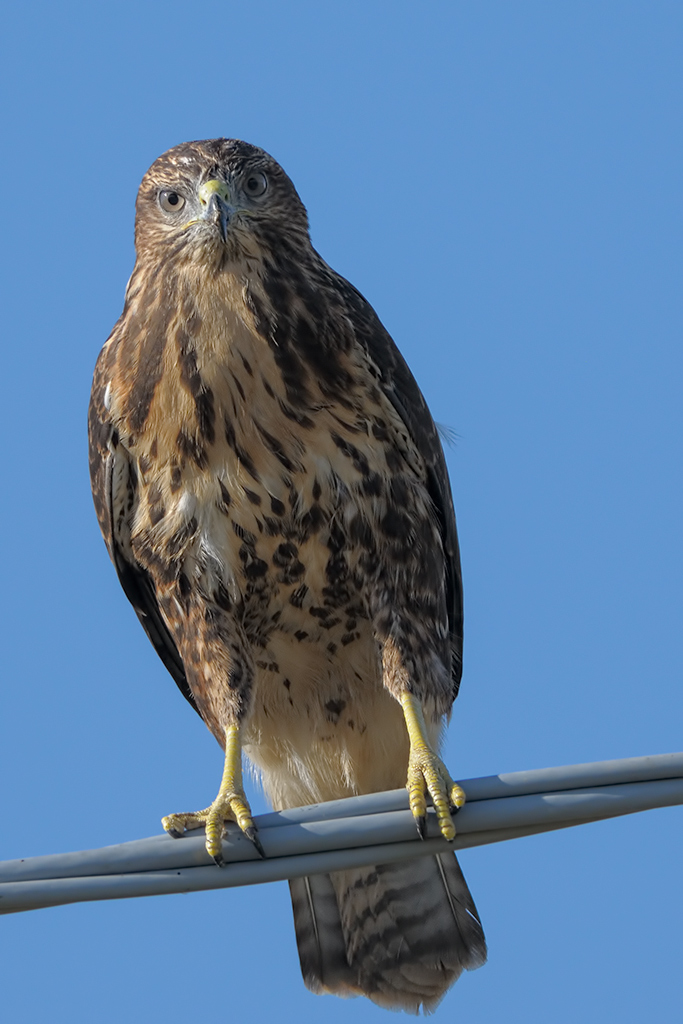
1, 752, 680, 915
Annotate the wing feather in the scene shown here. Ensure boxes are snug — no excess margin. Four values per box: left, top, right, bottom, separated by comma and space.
88, 351, 199, 715
335, 276, 464, 694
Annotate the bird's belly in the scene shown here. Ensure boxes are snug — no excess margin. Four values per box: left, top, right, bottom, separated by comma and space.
157, 456, 442, 810
243, 621, 413, 811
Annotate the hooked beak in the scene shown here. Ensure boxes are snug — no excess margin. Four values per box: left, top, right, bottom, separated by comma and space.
198, 179, 233, 242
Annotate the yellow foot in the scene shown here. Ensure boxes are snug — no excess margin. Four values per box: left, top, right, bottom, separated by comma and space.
162, 793, 264, 864
400, 692, 466, 841
161, 724, 264, 865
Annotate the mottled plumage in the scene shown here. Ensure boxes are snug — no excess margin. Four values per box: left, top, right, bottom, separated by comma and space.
89, 139, 485, 1012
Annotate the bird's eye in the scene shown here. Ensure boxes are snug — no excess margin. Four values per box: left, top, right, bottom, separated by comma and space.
158, 190, 186, 213
243, 172, 268, 198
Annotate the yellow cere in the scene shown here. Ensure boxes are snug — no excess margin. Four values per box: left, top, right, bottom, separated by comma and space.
198, 179, 232, 205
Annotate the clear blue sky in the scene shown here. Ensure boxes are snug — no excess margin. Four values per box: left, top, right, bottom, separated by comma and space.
1, 3, 681, 1022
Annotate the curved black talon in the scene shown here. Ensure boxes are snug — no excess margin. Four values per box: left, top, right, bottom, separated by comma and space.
416, 814, 427, 840
167, 828, 184, 839
246, 826, 266, 858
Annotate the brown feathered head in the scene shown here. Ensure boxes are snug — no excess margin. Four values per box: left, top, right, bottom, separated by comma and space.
133, 139, 310, 270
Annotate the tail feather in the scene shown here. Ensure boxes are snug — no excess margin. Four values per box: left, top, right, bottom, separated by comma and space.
289, 853, 486, 1013
289, 874, 360, 997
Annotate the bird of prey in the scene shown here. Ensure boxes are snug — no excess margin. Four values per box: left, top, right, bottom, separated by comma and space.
88, 138, 486, 1012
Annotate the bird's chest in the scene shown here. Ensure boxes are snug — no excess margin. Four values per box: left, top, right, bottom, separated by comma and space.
122, 308, 423, 644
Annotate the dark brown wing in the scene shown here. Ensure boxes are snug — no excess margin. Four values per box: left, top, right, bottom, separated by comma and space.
88, 345, 199, 715
335, 277, 464, 696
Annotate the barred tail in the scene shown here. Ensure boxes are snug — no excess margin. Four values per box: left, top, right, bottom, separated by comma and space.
289, 853, 486, 1013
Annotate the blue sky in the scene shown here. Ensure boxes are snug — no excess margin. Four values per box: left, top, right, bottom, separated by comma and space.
1, 2, 681, 1021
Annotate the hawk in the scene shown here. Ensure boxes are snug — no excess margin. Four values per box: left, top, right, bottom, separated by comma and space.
88, 139, 486, 1011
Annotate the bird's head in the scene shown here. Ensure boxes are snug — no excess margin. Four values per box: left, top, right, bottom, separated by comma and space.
133, 139, 310, 271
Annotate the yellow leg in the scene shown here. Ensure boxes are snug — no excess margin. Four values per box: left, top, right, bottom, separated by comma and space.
162, 724, 264, 865
400, 692, 466, 842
